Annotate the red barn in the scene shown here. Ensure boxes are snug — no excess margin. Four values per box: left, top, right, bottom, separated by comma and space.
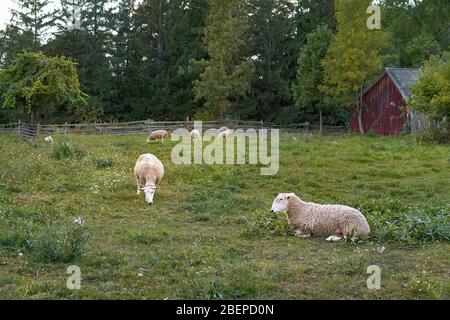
352, 68, 421, 135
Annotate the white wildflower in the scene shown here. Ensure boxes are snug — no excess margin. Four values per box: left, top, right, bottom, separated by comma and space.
377, 246, 386, 254
74, 216, 85, 226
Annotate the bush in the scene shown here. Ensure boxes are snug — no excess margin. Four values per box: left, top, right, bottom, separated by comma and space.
355, 199, 450, 245
244, 209, 295, 237
415, 129, 449, 144
90, 158, 114, 168
51, 142, 86, 160
27, 219, 89, 263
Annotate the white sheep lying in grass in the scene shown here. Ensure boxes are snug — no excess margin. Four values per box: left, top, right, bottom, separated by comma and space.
190, 129, 200, 140
271, 193, 370, 241
134, 154, 164, 205
147, 130, 169, 142
44, 136, 55, 145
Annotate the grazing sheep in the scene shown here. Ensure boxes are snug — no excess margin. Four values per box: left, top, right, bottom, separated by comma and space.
134, 154, 164, 205
217, 126, 228, 135
190, 129, 201, 140
44, 136, 55, 145
218, 129, 233, 138
271, 193, 370, 241
303, 132, 313, 142
147, 130, 169, 142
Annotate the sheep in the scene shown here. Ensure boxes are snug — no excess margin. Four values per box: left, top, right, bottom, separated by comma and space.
271, 193, 370, 241
134, 153, 164, 205
218, 129, 233, 138
190, 129, 201, 140
217, 126, 228, 135
303, 132, 313, 142
147, 130, 169, 142
44, 136, 55, 145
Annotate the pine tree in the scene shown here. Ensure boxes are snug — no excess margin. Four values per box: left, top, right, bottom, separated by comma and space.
10, 0, 56, 51
44, 0, 113, 121
191, 0, 254, 120
293, 24, 332, 133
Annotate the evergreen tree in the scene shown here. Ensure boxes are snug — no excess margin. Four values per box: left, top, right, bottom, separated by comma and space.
191, 0, 254, 120
382, 0, 448, 67
293, 24, 332, 133
10, 0, 56, 51
44, 0, 113, 122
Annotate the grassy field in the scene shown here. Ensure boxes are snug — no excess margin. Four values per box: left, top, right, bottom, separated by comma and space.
0, 133, 449, 300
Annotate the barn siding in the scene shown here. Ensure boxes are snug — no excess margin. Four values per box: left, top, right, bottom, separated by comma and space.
352, 74, 407, 135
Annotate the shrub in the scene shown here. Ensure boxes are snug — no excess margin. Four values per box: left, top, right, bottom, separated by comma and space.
244, 209, 295, 237
355, 199, 450, 245
27, 219, 89, 263
126, 228, 168, 245
415, 129, 449, 144
90, 158, 114, 168
0, 229, 28, 251
51, 142, 86, 160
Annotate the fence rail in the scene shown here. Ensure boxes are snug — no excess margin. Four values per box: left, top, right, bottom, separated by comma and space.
0, 120, 348, 139
0, 123, 19, 134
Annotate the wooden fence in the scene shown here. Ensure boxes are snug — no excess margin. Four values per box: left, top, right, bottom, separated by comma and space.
0, 120, 348, 139
0, 122, 19, 134
409, 112, 447, 134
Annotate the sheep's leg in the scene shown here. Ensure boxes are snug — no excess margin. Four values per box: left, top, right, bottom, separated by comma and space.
295, 229, 311, 238
326, 235, 343, 242
136, 176, 141, 196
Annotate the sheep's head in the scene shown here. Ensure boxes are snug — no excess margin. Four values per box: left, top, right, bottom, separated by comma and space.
271, 193, 294, 213
143, 185, 158, 205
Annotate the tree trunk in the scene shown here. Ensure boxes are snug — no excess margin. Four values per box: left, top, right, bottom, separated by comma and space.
357, 85, 365, 134
357, 106, 364, 134
319, 108, 323, 135
30, 109, 37, 124
156, 0, 164, 72
319, 93, 324, 135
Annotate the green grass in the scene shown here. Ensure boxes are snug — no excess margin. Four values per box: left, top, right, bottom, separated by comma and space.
0, 133, 449, 299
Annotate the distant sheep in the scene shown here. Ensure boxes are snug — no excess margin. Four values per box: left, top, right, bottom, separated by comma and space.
217, 127, 228, 135
218, 129, 233, 138
44, 136, 55, 145
190, 129, 201, 140
134, 153, 165, 205
147, 130, 169, 142
271, 193, 370, 241
303, 132, 313, 142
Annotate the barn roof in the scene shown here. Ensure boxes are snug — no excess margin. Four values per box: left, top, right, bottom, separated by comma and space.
364, 68, 421, 101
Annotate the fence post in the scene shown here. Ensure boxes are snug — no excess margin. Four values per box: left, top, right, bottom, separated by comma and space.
18, 120, 21, 135
36, 123, 41, 138
65, 122, 68, 134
